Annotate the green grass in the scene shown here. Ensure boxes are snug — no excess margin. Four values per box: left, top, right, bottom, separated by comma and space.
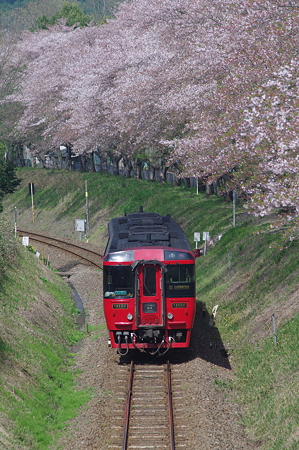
236, 315, 299, 450
196, 222, 299, 449
7, 343, 90, 449
0, 222, 91, 450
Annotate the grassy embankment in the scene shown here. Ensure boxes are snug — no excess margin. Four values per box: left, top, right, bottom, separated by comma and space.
0, 216, 90, 449
2, 167, 299, 450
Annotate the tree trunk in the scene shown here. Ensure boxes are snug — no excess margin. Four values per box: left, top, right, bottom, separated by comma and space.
65, 143, 72, 170
80, 153, 86, 172
184, 178, 191, 188
132, 158, 142, 180
84, 152, 94, 172
171, 163, 182, 186
121, 155, 132, 178
107, 151, 122, 176
146, 161, 155, 181
100, 152, 108, 173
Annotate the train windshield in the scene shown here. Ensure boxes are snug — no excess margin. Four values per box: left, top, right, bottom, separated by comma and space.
104, 266, 134, 298
165, 264, 195, 297
143, 266, 157, 296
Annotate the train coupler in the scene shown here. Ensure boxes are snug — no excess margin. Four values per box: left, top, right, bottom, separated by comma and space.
117, 332, 129, 356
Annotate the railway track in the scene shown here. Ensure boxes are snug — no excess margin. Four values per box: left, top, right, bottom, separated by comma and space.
17, 228, 103, 269
109, 358, 189, 450
17, 230, 193, 449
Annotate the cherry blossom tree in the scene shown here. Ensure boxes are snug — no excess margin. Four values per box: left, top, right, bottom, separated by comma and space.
3, 0, 299, 219
167, 0, 299, 217
229, 61, 299, 217
9, 0, 239, 151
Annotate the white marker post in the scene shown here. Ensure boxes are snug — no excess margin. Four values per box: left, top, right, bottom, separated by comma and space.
75, 219, 86, 241
209, 304, 219, 327
194, 232, 200, 249
203, 232, 210, 256
22, 236, 29, 246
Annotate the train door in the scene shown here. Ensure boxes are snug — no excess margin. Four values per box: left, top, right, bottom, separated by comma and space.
136, 263, 164, 327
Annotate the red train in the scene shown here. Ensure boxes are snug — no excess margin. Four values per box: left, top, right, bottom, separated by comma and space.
103, 209, 196, 355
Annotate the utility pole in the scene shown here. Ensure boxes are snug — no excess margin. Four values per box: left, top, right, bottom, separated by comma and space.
85, 180, 89, 237
14, 207, 17, 238
272, 313, 277, 346
29, 183, 35, 223
233, 189, 236, 227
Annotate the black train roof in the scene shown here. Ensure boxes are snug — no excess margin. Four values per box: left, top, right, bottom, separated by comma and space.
104, 211, 193, 255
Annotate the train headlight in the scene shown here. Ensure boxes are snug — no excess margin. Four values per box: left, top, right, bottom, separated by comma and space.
127, 313, 133, 321
167, 312, 174, 320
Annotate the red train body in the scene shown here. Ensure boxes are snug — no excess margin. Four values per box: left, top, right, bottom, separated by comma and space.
103, 210, 196, 355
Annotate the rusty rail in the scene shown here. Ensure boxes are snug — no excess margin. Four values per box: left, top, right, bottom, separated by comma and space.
17, 228, 103, 269
167, 359, 175, 450
122, 360, 175, 450
122, 360, 134, 450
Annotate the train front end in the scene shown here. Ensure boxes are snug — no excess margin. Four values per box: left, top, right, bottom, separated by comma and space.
103, 211, 196, 355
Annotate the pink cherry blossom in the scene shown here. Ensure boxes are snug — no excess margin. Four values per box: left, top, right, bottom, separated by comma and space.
3, 0, 299, 220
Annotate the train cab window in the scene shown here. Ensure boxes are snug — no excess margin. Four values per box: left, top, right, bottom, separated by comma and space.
143, 266, 156, 296
104, 266, 134, 298
165, 264, 195, 297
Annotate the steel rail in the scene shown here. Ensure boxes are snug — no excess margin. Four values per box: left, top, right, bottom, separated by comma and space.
17, 228, 103, 269
121, 360, 175, 450
17, 228, 103, 257
122, 360, 134, 450
167, 359, 175, 450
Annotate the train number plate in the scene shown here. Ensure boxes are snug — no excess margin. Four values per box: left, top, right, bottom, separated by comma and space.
143, 302, 157, 313
112, 304, 128, 309
172, 303, 187, 308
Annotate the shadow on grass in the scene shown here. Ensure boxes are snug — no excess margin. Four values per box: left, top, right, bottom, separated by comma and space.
186, 301, 231, 369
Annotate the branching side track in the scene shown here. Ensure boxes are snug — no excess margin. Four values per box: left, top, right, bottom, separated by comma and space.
17, 229, 103, 269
